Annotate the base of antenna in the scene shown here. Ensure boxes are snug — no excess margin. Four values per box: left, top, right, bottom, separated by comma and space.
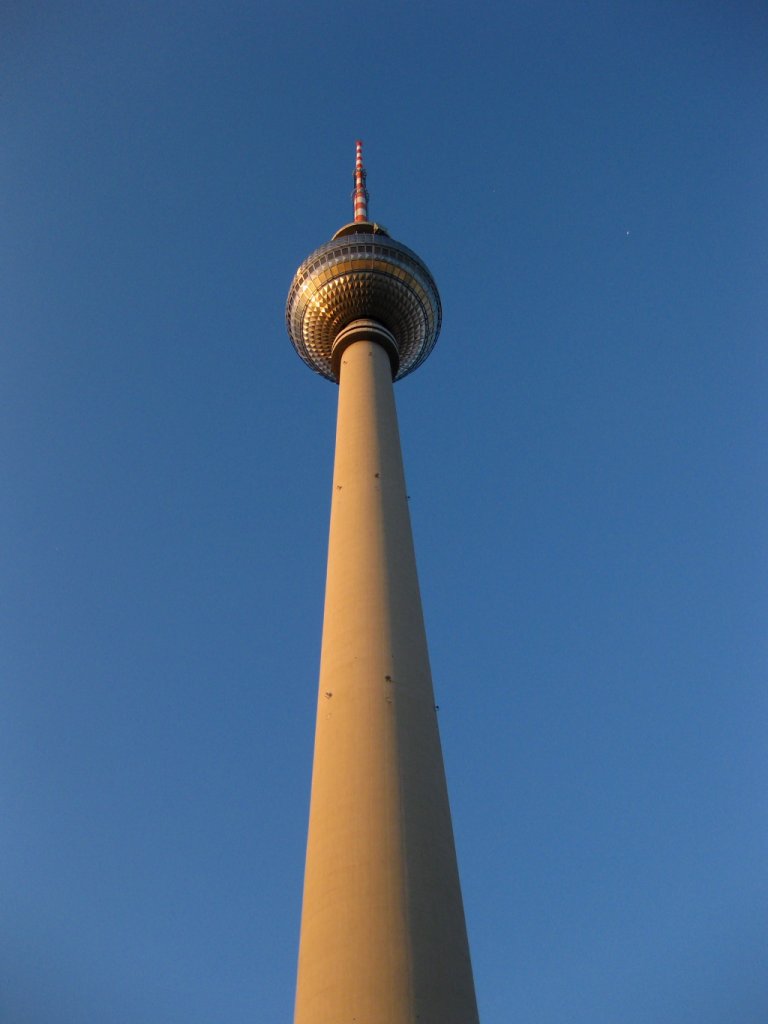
331, 221, 390, 240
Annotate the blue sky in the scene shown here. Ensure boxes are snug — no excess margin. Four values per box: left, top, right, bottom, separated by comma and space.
2, 3, 767, 1021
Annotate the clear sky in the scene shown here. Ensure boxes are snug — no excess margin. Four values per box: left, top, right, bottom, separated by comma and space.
2, 3, 766, 1022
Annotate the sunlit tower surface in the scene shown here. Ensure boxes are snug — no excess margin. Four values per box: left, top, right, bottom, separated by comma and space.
286, 142, 480, 1024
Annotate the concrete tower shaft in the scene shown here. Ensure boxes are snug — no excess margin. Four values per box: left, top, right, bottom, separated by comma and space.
294, 337, 479, 1023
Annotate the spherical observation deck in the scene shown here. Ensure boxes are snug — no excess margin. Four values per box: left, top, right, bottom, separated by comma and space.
285, 221, 441, 383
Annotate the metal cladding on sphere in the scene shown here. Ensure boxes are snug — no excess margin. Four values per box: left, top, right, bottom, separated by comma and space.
285, 141, 441, 384
285, 229, 441, 382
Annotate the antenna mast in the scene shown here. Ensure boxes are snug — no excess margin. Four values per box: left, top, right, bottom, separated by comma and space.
353, 139, 369, 222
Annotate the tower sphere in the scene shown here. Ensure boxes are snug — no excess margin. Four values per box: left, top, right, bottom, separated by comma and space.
286, 219, 442, 383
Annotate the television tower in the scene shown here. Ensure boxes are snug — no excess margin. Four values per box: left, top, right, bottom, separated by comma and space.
286, 142, 480, 1024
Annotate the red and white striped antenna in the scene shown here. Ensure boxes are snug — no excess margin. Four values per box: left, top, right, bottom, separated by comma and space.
353, 139, 369, 222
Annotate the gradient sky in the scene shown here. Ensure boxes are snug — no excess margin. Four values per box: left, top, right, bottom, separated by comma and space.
2, 3, 767, 1022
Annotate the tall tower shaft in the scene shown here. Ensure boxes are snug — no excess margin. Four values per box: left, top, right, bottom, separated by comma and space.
286, 144, 479, 1024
